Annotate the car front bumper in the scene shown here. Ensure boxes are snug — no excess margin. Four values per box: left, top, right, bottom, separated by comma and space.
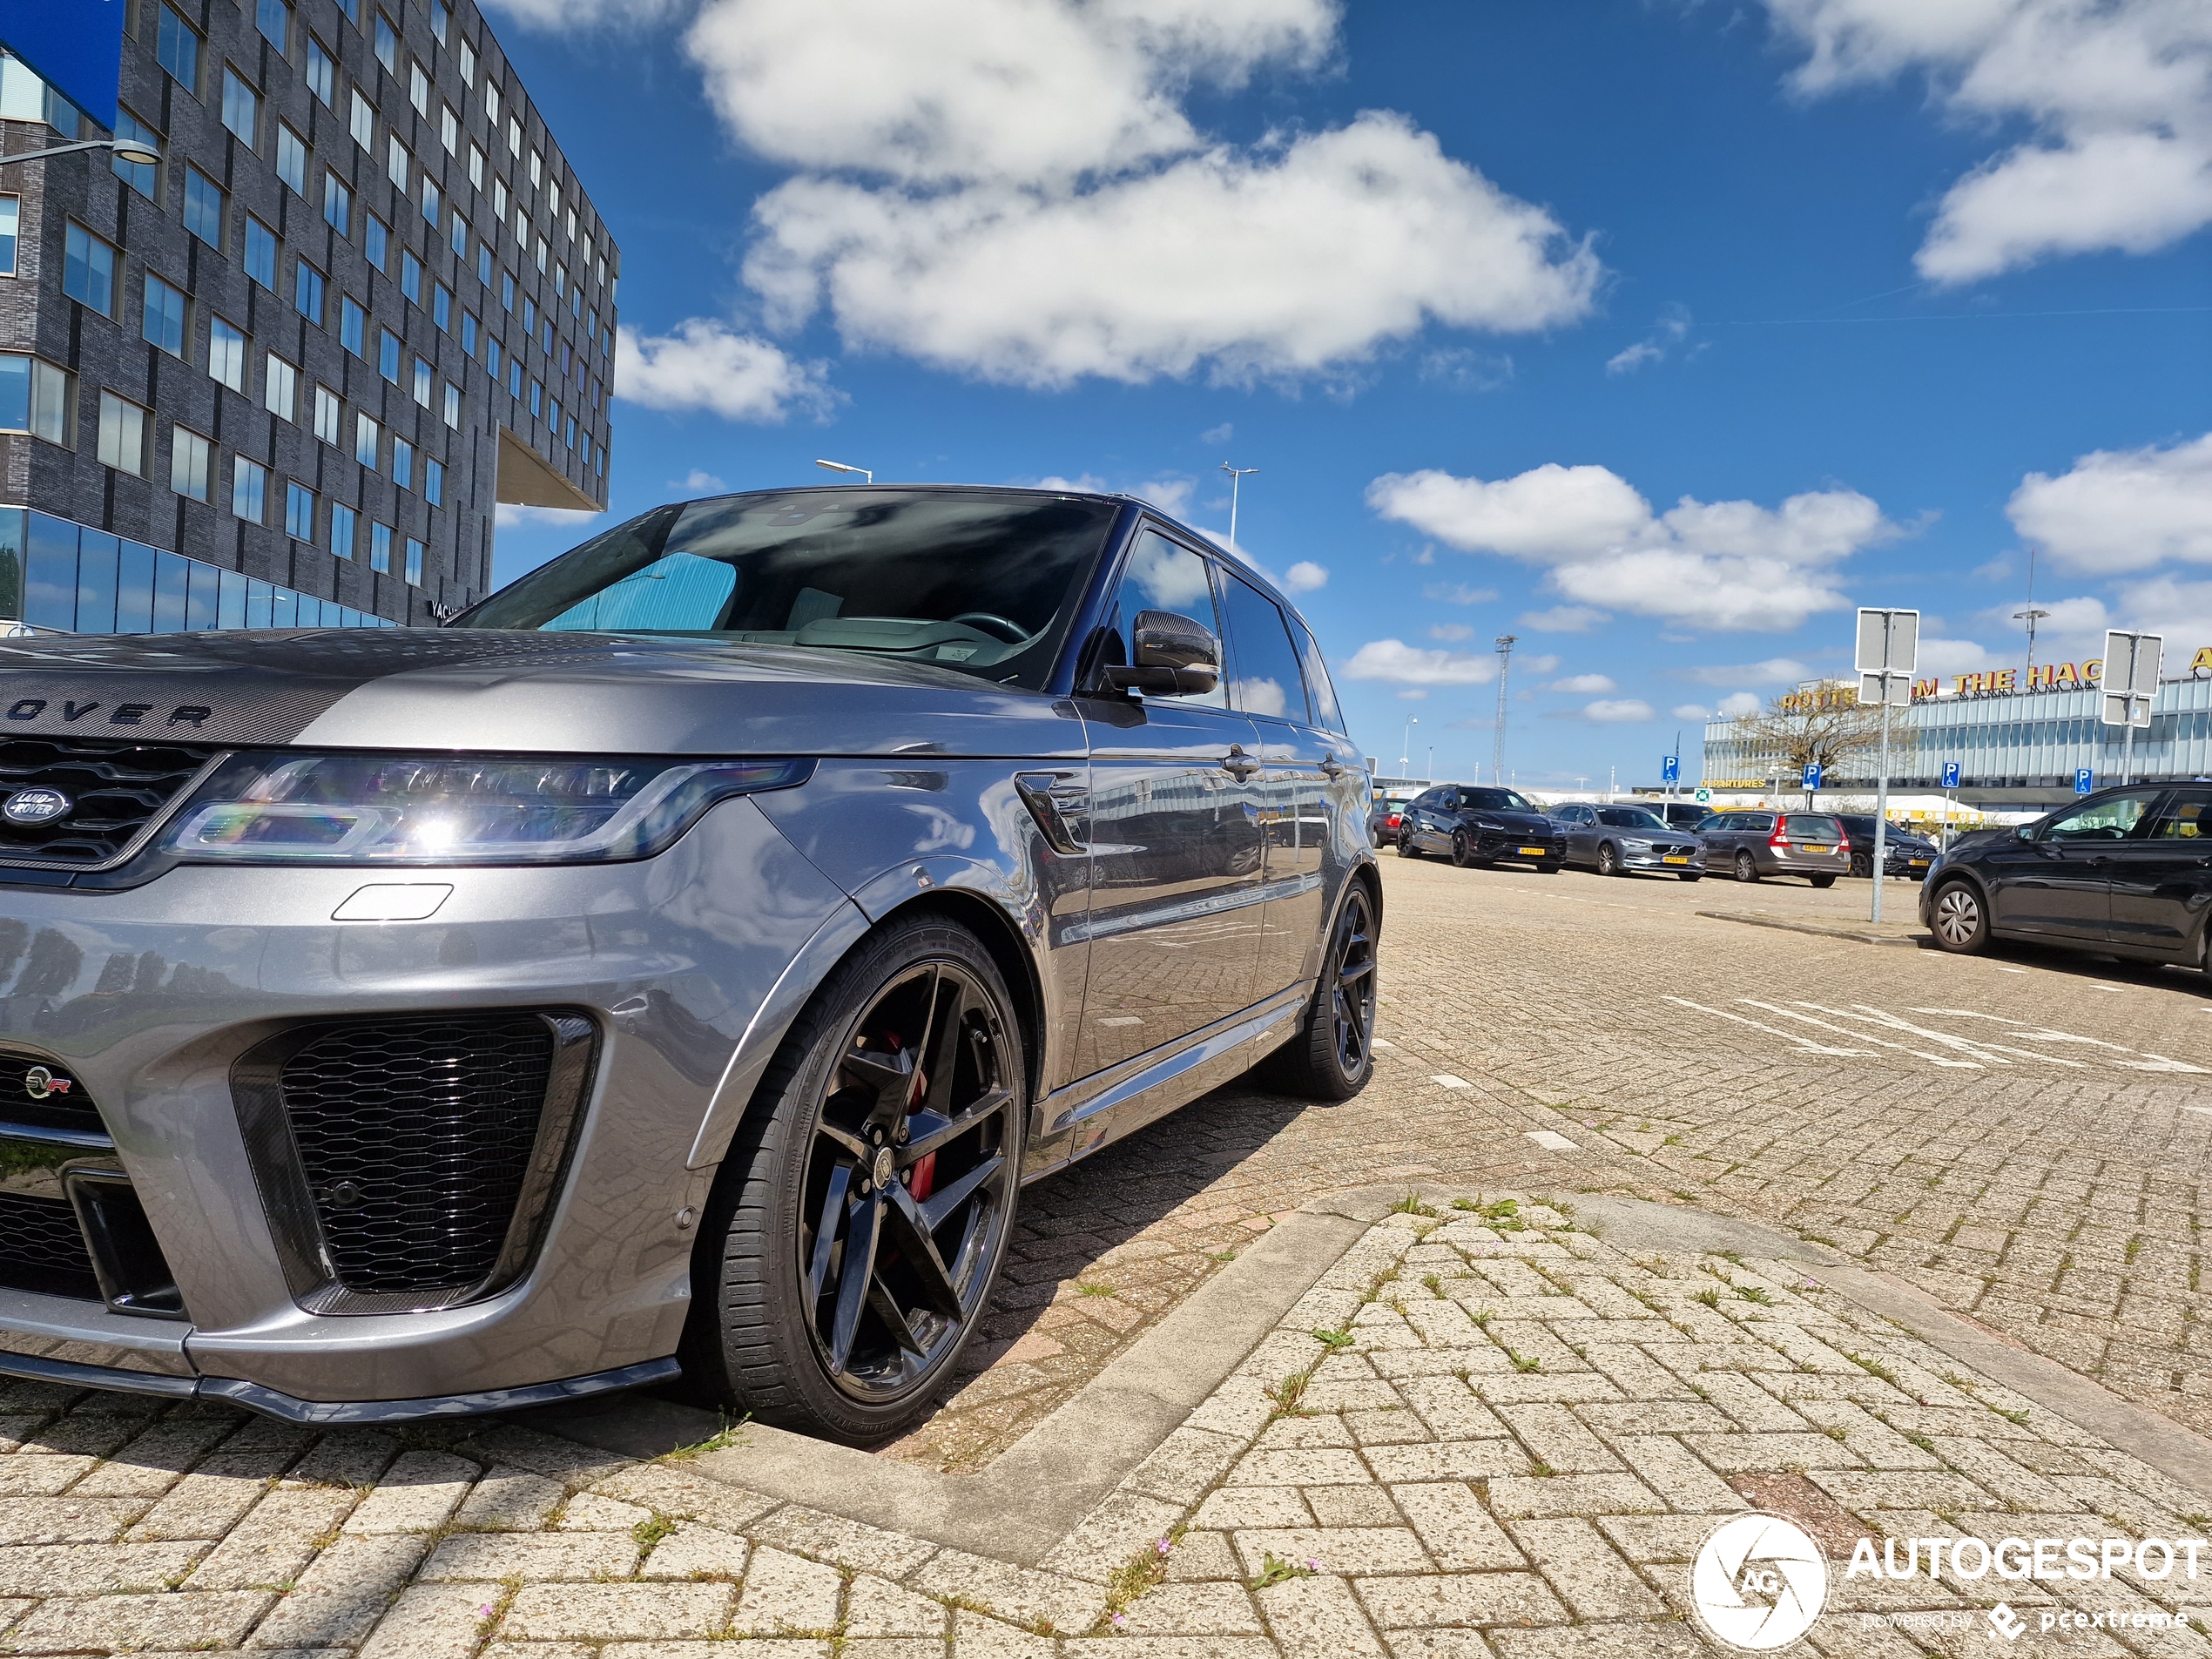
1616, 848, 1704, 873
0, 798, 854, 1414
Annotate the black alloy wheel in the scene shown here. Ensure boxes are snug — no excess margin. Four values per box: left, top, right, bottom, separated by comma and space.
1809, 874, 1838, 889
1850, 853, 1871, 879
1396, 833, 1420, 859
1734, 850, 1759, 883
687, 916, 1023, 1442
1451, 829, 1477, 868
1264, 882, 1378, 1101
1930, 881, 1987, 954
1596, 842, 1622, 878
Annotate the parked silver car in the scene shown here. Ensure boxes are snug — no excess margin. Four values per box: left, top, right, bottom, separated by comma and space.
0, 486, 1377, 1443
1551, 804, 1705, 880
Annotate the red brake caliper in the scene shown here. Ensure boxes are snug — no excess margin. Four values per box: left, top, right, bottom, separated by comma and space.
905, 1047, 937, 1202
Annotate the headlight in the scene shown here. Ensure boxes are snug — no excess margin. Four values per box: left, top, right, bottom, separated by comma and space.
158, 753, 814, 866
1622, 838, 1652, 850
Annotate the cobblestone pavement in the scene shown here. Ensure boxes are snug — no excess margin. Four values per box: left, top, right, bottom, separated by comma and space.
14, 1197, 2212, 1656
895, 855, 2212, 1471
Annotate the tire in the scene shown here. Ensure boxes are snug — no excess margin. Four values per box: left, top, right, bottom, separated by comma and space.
1850, 854, 1871, 879
684, 914, 1025, 1444
1679, 873, 1703, 882
1809, 875, 1837, 889
1596, 842, 1621, 878
1734, 850, 1759, 883
1396, 835, 1420, 859
1262, 880, 1378, 1102
1930, 880, 1989, 954
1540, 862, 1562, 874
1451, 829, 1476, 868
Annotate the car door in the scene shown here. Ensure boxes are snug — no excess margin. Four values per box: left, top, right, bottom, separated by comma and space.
1217, 570, 1339, 997
1075, 529, 1268, 1077
1986, 791, 2156, 940
2107, 789, 2208, 954
1405, 788, 1445, 851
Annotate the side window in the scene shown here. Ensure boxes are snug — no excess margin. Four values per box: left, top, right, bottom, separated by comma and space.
1739, 814, 1772, 833
1102, 529, 1225, 708
1218, 571, 1312, 724
2044, 792, 2156, 840
2148, 790, 2212, 840
1289, 617, 1344, 733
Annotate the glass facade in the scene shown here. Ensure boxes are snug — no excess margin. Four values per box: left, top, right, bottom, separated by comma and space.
0, 509, 395, 636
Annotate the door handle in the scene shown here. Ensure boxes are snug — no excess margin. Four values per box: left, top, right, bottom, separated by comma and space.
1318, 757, 1345, 779
1222, 748, 1261, 779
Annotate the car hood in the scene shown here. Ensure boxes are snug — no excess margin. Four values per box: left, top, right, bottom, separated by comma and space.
1469, 812, 1559, 837
0, 629, 1088, 759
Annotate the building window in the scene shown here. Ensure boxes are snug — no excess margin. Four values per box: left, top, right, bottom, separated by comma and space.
440, 105, 459, 154
502, 273, 516, 312
112, 110, 158, 196
98, 392, 146, 475
487, 82, 501, 125
443, 382, 462, 428
460, 40, 475, 84
476, 244, 492, 287
170, 427, 212, 502
370, 521, 393, 573
563, 413, 576, 448
142, 274, 188, 357
156, 5, 200, 91
509, 116, 522, 158
337, 0, 359, 24
255, 0, 288, 51
506, 356, 522, 399
340, 296, 365, 355
412, 358, 433, 407
209, 317, 247, 391
401, 251, 422, 303
313, 385, 341, 445
392, 436, 414, 489
432, 0, 450, 45
350, 89, 374, 150
293, 260, 324, 324
374, 13, 397, 71
405, 538, 424, 586
548, 395, 561, 433
535, 236, 548, 273
528, 378, 542, 416
424, 458, 444, 505
63, 223, 117, 315
485, 336, 502, 378
521, 296, 535, 333
306, 36, 334, 105
331, 502, 356, 559
422, 178, 441, 226
0, 358, 72, 445
264, 353, 298, 420
387, 137, 408, 189
448, 213, 467, 259
468, 144, 484, 191
286, 482, 316, 539
354, 412, 379, 468
495, 177, 509, 219
409, 63, 430, 117
434, 283, 451, 331
365, 213, 388, 272
379, 329, 401, 382
461, 312, 478, 356
322, 171, 351, 233
233, 457, 266, 523
244, 216, 277, 287
183, 166, 224, 248
277, 125, 307, 195
0, 196, 16, 275
529, 148, 543, 187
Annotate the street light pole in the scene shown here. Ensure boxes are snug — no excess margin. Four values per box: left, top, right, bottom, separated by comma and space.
1493, 635, 1515, 786
1399, 714, 1417, 777
814, 458, 872, 482
1220, 464, 1258, 551
0, 138, 160, 168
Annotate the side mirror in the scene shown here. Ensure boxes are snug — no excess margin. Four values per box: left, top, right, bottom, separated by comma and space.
2016, 824, 2035, 841
1106, 610, 1221, 695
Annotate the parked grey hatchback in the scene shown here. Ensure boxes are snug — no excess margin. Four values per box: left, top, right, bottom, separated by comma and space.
0, 486, 1377, 1444
1698, 809, 1848, 887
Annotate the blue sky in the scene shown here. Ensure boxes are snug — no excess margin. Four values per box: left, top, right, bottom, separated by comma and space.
483, 0, 2211, 787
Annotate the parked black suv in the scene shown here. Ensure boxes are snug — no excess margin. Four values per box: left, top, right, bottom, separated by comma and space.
1397, 785, 1566, 871
1924, 786, 2212, 968
1834, 813, 1939, 880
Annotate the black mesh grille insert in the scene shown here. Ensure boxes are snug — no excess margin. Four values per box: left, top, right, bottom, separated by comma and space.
0, 738, 219, 866
280, 1015, 556, 1297
0, 1190, 100, 1301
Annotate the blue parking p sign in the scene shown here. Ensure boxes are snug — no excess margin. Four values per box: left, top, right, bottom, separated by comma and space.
2076, 767, 2094, 795
1802, 762, 1823, 790
1942, 762, 1961, 789
1662, 755, 1680, 783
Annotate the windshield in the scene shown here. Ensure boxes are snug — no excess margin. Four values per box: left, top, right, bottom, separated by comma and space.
454, 489, 1121, 691
1461, 788, 1537, 813
1597, 808, 1665, 829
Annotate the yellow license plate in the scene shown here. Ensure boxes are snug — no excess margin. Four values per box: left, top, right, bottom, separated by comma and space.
1910, 858, 1930, 867
1662, 855, 1689, 865
1801, 844, 1832, 853
1518, 846, 1548, 858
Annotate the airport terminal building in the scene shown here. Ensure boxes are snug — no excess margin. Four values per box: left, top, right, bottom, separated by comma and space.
0, 0, 616, 633
1703, 650, 2212, 810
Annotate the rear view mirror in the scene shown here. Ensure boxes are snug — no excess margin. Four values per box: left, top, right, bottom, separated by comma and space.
1107, 610, 1221, 695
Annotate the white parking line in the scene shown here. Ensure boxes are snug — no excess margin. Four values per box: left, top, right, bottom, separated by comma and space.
1662, 996, 1871, 1057
1526, 1130, 1580, 1151
1432, 1074, 1471, 1089
1740, 999, 1983, 1068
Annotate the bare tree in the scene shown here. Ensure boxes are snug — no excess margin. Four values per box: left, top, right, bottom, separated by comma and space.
1735, 683, 1884, 797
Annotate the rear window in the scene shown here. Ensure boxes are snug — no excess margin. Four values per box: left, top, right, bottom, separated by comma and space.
1786, 815, 1843, 839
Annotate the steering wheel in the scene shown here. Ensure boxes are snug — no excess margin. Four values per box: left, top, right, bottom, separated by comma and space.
949, 612, 1031, 644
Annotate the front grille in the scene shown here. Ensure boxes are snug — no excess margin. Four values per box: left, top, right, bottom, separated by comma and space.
0, 1049, 105, 1137
0, 1190, 100, 1301
280, 1015, 560, 1298
0, 738, 219, 866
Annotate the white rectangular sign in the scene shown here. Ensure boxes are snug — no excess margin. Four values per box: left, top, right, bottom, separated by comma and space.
1855, 608, 1919, 676
2099, 630, 2161, 728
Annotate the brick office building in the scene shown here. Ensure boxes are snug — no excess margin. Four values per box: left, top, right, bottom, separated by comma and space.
0, 0, 615, 633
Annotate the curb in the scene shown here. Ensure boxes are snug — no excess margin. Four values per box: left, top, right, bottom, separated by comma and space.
1697, 908, 1932, 950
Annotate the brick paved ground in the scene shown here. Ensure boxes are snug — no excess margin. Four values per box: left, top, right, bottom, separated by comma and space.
892, 856, 2212, 1471
10, 1197, 2212, 1656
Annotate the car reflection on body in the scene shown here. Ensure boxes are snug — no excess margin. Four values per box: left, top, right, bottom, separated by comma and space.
1550, 804, 1707, 880
0, 485, 1378, 1445
1395, 785, 1566, 871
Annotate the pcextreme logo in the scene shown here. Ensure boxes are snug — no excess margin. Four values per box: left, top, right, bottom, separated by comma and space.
1689, 1513, 1829, 1651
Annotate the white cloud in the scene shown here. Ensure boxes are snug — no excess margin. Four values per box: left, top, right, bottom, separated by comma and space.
1547, 673, 1617, 693
2107, 577, 2212, 650
1763, 0, 2212, 281
485, 0, 686, 30
1584, 698, 1655, 723
1368, 463, 1905, 632
1136, 476, 1197, 516
1915, 635, 2007, 677
677, 469, 728, 493
1200, 421, 1235, 445
1419, 347, 1515, 391
1429, 623, 1475, 642
1521, 604, 1608, 632
1283, 560, 1328, 592
1397, 688, 1428, 700
1424, 582, 1498, 605
1605, 304, 1692, 375
1717, 691, 1762, 718
2006, 433, 2212, 574
1604, 341, 1662, 375
1342, 638, 1499, 686
747, 115, 1601, 388
1671, 702, 1712, 720
615, 320, 836, 422
1681, 657, 1811, 686
1521, 653, 1561, 674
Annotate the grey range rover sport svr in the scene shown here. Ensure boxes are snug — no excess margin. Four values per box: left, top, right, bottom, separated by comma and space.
0, 486, 1379, 1443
